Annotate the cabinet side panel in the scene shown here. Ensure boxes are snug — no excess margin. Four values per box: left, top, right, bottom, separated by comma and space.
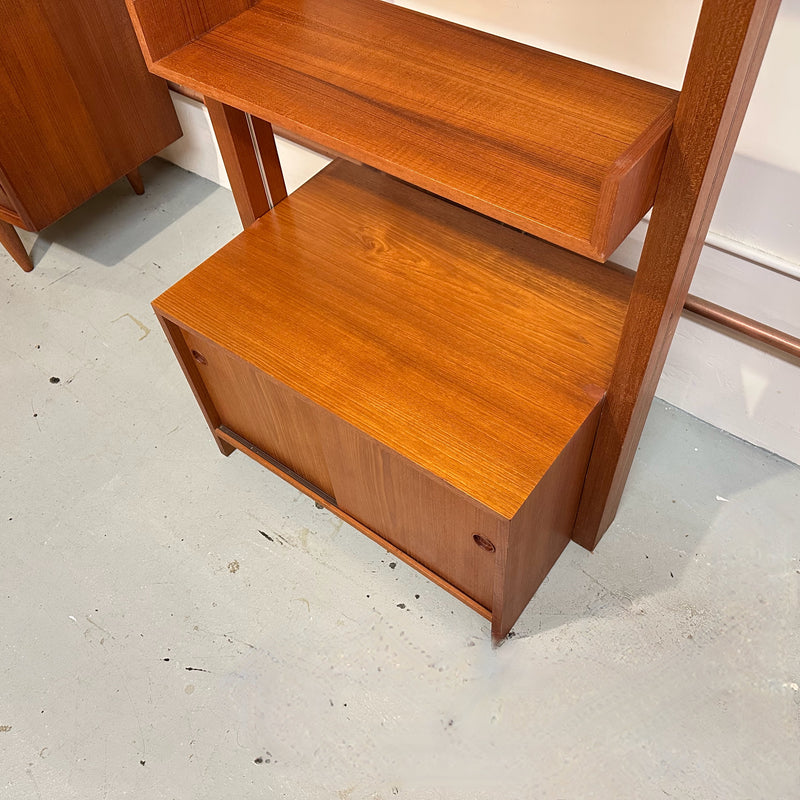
492, 403, 602, 640
324, 421, 503, 612
154, 314, 233, 454
181, 329, 336, 499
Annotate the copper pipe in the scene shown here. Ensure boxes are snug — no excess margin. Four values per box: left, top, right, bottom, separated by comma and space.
685, 294, 800, 360
165, 82, 800, 361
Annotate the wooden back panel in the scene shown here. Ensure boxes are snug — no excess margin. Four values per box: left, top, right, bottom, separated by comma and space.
125, 0, 255, 64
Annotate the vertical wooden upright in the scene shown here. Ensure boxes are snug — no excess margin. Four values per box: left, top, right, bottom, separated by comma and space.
127, 0, 288, 228
572, 0, 783, 549
204, 98, 287, 227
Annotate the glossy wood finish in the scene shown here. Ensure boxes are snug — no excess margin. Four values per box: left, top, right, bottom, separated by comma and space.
205, 99, 287, 227
137, 0, 677, 261
180, 327, 503, 612
0, 219, 32, 272
154, 160, 633, 634
169, 78, 360, 164
573, 0, 782, 549
0, 0, 181, 266
155, 160, 632, 518
125, 0, 255, 65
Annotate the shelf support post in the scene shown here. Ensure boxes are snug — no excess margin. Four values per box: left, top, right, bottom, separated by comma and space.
205, 98, 287, 227
573, 0, 782, 550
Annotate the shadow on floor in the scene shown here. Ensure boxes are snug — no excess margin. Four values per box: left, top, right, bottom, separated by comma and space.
511, 400, 797, 638
28, 158, 218, 269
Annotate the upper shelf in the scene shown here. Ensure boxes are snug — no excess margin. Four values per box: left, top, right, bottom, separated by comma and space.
130, 0, 678, 260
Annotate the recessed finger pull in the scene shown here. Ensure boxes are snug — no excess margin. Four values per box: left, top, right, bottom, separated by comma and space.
473, 533, 496, 553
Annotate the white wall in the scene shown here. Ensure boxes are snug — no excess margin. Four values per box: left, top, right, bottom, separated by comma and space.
159, 0, 800, 465
159, 94, 331, 195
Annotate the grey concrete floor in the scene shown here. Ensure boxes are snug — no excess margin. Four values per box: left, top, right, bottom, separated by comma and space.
2, 159, 798, 799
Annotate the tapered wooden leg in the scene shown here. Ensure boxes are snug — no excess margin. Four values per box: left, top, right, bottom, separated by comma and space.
0, 219, 33, 272
204, 98, 288, 227
126, 168, 145, 195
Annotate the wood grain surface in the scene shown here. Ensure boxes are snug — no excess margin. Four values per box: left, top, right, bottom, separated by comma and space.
163, 304, 503, 613
124, 0, 255, 65
323, 416, 502, 611
182, 328, 338, 498
205, 98, 287, 226
493, 406, 601, 640
142, 0, 677, 260
154, 160, 632, 519
573, 0, 782, 549
0, 0, 181, 231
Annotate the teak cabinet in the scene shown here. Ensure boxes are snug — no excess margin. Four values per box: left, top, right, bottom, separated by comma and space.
153, 161, 633, 632
127, 0, 780, 640
0, 0, 182, 272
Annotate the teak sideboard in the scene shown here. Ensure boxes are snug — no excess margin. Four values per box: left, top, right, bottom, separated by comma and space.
125, 0, 780, 640
0, 0, 182, 272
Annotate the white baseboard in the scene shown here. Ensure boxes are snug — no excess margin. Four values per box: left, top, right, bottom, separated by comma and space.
160, 92, 800, 466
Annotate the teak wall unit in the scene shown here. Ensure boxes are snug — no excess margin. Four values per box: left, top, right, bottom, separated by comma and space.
0, 0, 182, 272
126, 0, 781, 640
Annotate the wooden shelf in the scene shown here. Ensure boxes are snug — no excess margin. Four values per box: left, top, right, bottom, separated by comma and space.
143, 0, 677, 261
154, 160, 632, 518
